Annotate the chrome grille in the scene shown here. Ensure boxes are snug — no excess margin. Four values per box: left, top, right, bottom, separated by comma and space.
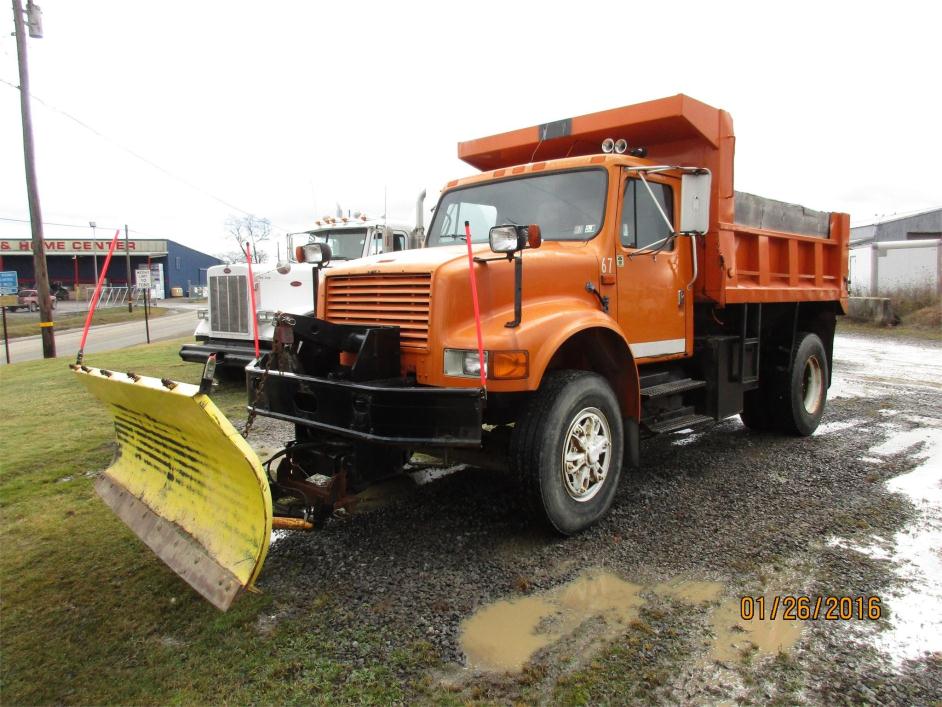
209, 274, 249, 334
325, 273, 431, 348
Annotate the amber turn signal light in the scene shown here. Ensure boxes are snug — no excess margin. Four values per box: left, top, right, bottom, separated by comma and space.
491, 351, 529, 379
526, 224, 542, 249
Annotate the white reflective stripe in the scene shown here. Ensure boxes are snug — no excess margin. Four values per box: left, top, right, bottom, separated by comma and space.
629, 338, 687, 358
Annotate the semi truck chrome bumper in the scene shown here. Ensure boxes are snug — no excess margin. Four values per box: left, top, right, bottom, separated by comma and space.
179, 338, 272, 367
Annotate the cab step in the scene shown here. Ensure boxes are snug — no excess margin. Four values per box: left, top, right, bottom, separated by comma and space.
640, 377, 706, 398
644, 413, 714, 435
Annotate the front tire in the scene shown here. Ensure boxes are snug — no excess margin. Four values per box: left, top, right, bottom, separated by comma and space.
511, 370, 624, 535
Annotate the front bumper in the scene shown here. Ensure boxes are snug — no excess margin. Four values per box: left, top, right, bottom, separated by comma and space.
245, 364, 484, 447
179, 338, 272, 368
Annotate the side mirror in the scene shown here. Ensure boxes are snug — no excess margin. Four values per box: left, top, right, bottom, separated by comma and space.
680, 171, 711, 234
489, 224, 542, 254
295, 242, 332, 265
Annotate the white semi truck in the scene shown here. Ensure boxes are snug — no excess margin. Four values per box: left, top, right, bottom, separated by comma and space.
180, 211, 424, 376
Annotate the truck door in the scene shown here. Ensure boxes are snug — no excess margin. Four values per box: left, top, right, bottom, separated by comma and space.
614, 173, 690, 359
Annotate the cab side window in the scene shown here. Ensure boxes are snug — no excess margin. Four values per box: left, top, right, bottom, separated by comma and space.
369, 234, 383, 256
621, 179, 674, 249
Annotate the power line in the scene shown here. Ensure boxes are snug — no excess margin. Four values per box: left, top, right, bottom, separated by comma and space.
0, 76, 290, 233
0, 215, 174, 239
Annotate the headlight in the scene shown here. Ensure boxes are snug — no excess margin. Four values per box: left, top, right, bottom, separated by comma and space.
488, 225, 522, 253
489, 224, 542, 253
294, 243, 333, 264
197, 308, 209, 320
257, 310, 275, 323
444, 348, 488, 378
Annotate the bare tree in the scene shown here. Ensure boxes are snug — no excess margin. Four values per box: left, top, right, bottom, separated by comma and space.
224, 214, 271, 264
214, 250, 251, 264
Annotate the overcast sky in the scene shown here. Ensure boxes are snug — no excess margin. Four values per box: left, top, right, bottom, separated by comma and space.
2, 1, 939, 261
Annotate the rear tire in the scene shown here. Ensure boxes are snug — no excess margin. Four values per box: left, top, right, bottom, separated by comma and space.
511, 370, 624, 535
739, 386, 775, 432
776, 331, 828, 436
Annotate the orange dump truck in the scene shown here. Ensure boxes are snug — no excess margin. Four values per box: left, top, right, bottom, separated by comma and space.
256, 93, 848, 529
75, 94, 848, 609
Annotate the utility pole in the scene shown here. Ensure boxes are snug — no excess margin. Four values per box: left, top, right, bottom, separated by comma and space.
124, 224, 133, 311
13, 0, 55, 357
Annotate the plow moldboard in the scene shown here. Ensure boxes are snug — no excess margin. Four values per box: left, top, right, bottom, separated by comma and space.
75, 367, 272, 610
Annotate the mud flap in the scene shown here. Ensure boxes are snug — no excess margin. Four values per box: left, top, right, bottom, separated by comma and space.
74, 367, 272, 610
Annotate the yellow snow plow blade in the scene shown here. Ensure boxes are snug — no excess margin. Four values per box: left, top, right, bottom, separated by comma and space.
74, 366, 272, 611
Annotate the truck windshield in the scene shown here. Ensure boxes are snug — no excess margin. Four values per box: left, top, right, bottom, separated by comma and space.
308, 229, 368, 260
427, 169, 607, 246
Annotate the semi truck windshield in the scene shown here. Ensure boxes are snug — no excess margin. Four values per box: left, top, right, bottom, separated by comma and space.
427, 169, 607, 246
309, 229, 368, 260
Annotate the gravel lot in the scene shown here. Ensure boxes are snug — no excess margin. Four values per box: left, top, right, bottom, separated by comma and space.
245, 331, 942, 704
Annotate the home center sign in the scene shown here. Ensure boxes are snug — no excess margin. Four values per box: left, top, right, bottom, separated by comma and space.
0, 238, 168, 256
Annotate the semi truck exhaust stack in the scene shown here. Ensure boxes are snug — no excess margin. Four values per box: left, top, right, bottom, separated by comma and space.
413, 188, 427, 246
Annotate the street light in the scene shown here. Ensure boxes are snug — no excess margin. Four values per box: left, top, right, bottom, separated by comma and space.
25, 1, 42, 38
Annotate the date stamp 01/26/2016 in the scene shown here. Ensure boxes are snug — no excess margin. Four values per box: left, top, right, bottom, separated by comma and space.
740, 595, 883, 622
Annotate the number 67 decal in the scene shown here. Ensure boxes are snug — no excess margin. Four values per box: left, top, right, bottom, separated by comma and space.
601, 257, 613, 274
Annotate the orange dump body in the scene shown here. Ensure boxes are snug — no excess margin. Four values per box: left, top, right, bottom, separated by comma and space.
458, 94, 849, 311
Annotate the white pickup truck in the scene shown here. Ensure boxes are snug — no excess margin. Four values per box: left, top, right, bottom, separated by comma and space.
180, 216, 422, 376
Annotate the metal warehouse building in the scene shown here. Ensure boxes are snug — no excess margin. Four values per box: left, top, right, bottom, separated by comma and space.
0, 236, 222, 299
849, 208, 942, 296
850, 207, 941, 245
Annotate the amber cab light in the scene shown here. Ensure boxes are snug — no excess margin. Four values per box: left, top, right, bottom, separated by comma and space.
526, 224, 542, 249
491, 351, 529, 379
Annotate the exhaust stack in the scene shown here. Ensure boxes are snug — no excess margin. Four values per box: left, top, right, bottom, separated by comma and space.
412, 189, 427, 247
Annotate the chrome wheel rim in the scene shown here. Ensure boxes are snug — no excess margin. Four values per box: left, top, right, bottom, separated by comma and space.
561, 407, 612, 502
801, 355, 824, 414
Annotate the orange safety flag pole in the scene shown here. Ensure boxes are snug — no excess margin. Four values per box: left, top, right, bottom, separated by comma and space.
76, 229, 121, 364
244, 244, 260, 359
463, 221, 486, 391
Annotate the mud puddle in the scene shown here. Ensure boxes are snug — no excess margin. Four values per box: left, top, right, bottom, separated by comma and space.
460, 569, 800, 673
709, 598, 804, 662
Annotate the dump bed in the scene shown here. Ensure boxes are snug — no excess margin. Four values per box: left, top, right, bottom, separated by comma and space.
458, 95, 849, 311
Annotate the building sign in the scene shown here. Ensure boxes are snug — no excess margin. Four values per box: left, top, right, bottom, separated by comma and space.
0, 270, 18, 295
150, 263, 165, 300
0, 238, 168, 256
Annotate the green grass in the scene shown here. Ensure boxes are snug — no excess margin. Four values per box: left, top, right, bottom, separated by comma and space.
0, 340, 428, 705
1, 305, 171, 339
837, 317, 942, 342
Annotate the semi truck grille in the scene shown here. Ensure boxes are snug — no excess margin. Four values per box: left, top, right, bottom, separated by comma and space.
209, 274, 249, 334
325, 273, 431, 349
